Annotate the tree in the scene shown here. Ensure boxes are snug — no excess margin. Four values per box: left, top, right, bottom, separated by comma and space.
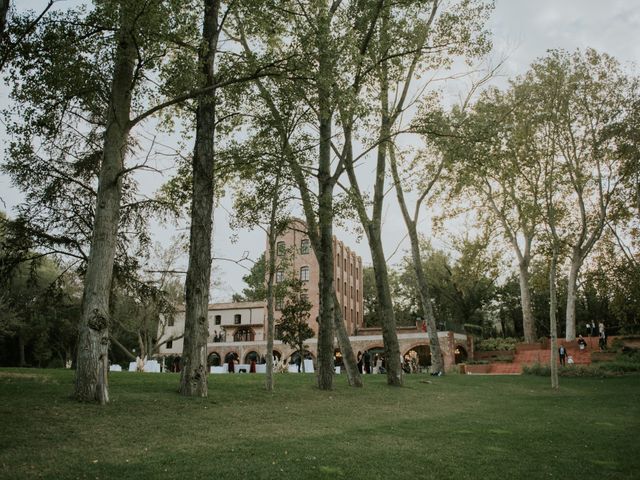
233, 254, 266, 302
532, 49, 635, 341
231, 1, 370, 389
277, 279, 314, 373
441, 82, 545, 343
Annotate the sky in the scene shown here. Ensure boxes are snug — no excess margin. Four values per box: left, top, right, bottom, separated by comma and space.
1, 0, 639, 301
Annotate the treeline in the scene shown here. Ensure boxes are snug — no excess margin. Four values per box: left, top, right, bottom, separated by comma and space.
0, 0, 637, 403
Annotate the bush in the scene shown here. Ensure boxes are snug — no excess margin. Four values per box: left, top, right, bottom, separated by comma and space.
475, 337, 520, 352
522, 363, 618, 378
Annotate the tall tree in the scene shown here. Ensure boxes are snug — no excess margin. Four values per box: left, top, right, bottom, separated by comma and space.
179, 0, 222, 397
441, 83, 545, 343
533, 49, 634, 340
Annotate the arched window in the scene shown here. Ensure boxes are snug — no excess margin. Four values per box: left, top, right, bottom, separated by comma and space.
277, 241, 285, 256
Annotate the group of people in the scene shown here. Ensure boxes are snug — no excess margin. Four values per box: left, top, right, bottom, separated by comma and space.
212, 331, 226, 343
356, 351, 385, 374
558, 321, 608, 366
588, 321, 608, 351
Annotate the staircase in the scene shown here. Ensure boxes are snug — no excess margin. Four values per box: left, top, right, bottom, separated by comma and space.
486, 339, 595, 374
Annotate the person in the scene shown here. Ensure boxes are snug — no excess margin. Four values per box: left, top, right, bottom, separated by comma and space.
578, 335, 587, 351
375, 355, 383, 374
228, 357, 235, 373
356, 351, 363, 374
567, 355, 574, 365
250, 359, 256, 373
558, 345, 567, 366
296, 355, 301, 373
590, 320, 597, 337
363, 350, 371, 374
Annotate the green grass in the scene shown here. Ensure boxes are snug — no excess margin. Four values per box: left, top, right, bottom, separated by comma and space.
1, 369, 639, 480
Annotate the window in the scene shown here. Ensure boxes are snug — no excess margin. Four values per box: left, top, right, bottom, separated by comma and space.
344, 258, 347, 270
337, 281, 340, 293
215, 315, 221, 325
276, 269, 284, 283
166, 340, 173, 349
344, 306, 347, 319
351, 286, 354, 299
234, 314, 241, 325
356, 289, 359, 300
300, 266, 310, 282
300, 239, 310, 255
277, 241, 285, 256
344, 281, 346, 293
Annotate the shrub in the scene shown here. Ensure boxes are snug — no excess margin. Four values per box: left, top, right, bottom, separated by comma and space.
522, 363, 618, 378
475, 337, 520, 352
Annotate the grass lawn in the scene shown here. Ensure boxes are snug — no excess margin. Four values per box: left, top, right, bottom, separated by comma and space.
0, 369, 638, 479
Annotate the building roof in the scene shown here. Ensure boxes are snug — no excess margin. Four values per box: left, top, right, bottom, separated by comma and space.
175, 301, 266, 312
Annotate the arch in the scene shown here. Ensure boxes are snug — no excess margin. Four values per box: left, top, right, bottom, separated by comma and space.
224, 351, 239, 363
207, 351, 221, 367
454, 345, 468, 364
244, 351, 260, 364
233, 327, 255, 342
403, 344, 431, 368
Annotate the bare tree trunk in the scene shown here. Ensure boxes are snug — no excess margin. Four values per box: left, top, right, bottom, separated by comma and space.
264, 194, 279, 392
314, 5, 335, 391
74, 7, 136, 404
518, 260, 536, 343
407, 226, 444, 373
0, 0, 9, 38
180, 0, 219, 397
388, 148, 444, 374
17, 333, 26, 367
333, 293, 363, 387
549, 246, 559, 390
564, 247, 582, 341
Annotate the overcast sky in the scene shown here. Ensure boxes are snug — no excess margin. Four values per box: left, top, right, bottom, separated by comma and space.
1, 1, 639, 301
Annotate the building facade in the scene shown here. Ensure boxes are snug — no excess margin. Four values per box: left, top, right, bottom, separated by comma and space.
269, 219, 364, 336
158, 221, 471, 372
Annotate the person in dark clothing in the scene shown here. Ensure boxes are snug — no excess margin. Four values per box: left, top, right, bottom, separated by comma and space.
363, 350, 371, 374
356, 351, 363, 373
558, 345, 567, 366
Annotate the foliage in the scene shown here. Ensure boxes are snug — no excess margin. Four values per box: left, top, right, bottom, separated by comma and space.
233, 253, 267, 302
277, 278, 313, 360
475, 337, 519, 352
521, 363, 616, 378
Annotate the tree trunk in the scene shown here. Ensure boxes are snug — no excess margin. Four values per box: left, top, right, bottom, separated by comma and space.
180, 0, 219, 397
406, 226, 444, 374
74, 7, 136, 404
17, 333, 26, 367
333, 293, 363, 387
369, 229, 403, 386
388, 146, 444, 374
549, 246, 559, 390
314, 4, 335, 391
564, 247, 582, 341
518, 260, 536, 343
316, 182, 335, 390
265, 223, 278, 392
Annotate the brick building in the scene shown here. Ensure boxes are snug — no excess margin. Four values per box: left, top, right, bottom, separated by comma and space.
158, 220, 471, 372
